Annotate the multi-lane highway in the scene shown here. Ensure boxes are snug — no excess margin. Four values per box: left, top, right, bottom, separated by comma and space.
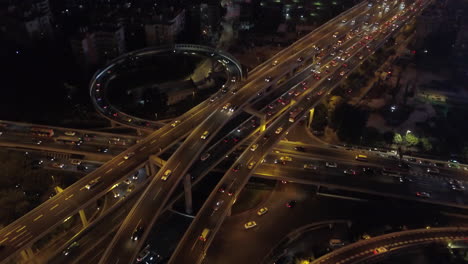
169, 0, 433, 263
0, 0, 443, 263
311, 227, 468, 264
98, 0, 409, 262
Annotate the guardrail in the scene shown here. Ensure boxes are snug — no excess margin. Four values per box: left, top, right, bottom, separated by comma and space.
88, 45, 242, 130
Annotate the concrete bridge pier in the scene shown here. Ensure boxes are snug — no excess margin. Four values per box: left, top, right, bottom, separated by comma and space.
183, 173, 193, 214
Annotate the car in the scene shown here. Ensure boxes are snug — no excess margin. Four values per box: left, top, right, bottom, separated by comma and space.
304, 164, 317, 170
229, 105, 237, 112
171, 120, 181, 127
280, 156, 292, 162
136, 245, 151, 262
297, 57, 304, 62
32, 159, 44, 168
161, 169, 172, 181
265, 76, 273, 82
325, 162, 338, 168
200, 153, 211, 161
286, 200, 297, 208
70, 159, 81, 165
123, 178, 132, 185
199, 228, 211, 242
274, 159, 286, 165
344, 169, 357, 175
272, 60, 279, 66
213, 200, 224, 211
201, 131, 209, 139
275, 127, 283, 134
131, 225, 144, 241
257, 207, 268, 216
132, 171, 139, 180
332, 31, 339, 37
250, 144, 259, 151
416, 191, 431, 198
247, 161, 256, 170
63, 241, 79, 256
373, 247, 388, 254
52, 162, 65, 169
227, 187, 234, 196
295, 146, 305, 152
85, 178, 100, 190
219, 183, 227, 193
232, 164, 241, 172
426, 167, 440, 174
32, 139, 42, 145
64, 131, 76, 136
124, 152, 135, 160
244, 221, 257, 229
222, 103, 231, 111
97, 147, 109, 153
127, 185, 135, 193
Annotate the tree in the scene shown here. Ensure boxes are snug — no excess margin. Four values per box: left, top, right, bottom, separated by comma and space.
393, 133, 403, 144
404, 133, 419, 146
420, 138, 432, 152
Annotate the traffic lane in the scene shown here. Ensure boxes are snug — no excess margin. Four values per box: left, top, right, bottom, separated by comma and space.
49, 192, 136, 264
255, 165, 467, 207
170, 3, 404, 262
100, 114, 227, 263
205, 183, 345, 264
314, 228, 468, 264
0, 149, 152, 259
274, 142, 468, 182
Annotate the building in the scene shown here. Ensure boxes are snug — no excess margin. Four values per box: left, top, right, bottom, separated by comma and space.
71, 24, 125, 68
145, 8, 185, 46
200, 3, 221, 45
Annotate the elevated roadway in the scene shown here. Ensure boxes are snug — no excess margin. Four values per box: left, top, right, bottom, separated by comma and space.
311, 227, 468, 264
99, 0, 398, 262
169, 0, 432, 262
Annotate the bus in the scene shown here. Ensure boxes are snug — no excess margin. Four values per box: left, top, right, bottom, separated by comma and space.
30, 127, 54, 137
355, 154, 368, 161
56, 136, 82, 145
289, 107, 303, 122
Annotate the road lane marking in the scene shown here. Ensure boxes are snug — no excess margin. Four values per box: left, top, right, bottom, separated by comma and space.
0, 238, 8, 244
65, 194, 74, 200
33, 215, 43, 222
118, 160, 125, 166
139, 146, 147, 151
151, 139, 157, 144
10, 229, 27, 242
153, 187, 162, 200
15, 226, 26, 233
106, 168, 113, 174
50, 204, 59, 211
4, 231, 12, 237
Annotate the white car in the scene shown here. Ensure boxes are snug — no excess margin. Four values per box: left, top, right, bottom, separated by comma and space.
275, 127, 283, 134
64, 131, 76, 136
244, 221, 257, 229
326, 162, 338, 168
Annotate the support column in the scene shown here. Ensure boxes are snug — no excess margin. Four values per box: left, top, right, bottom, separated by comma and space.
260, 115, 266, 132
79, 210, 88, 228
19, 247, 35, 261
54, 186, 87, 228
308, 108, 315, 128
145, 163, 154, 179
183, 173, 193, 215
